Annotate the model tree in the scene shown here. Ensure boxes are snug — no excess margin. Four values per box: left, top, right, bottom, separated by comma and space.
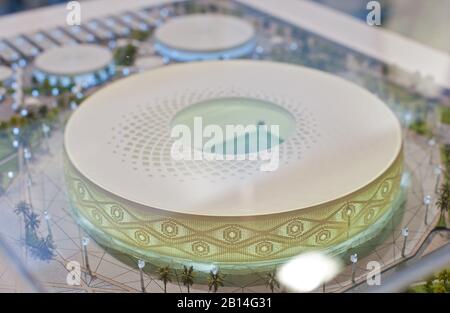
157, 265, 172, 293
437, 270, 449, 287
424, 277, 434, 293
437, 182, 450, 220
181, 265, 195, 293
40, 79, 52, 96
114, 44, 137, 67
264, 271, 280, 293
14, 201, 55, 261
207, 270, 224, 293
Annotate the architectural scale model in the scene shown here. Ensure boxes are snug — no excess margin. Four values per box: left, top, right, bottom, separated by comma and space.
0, 0, 448, 294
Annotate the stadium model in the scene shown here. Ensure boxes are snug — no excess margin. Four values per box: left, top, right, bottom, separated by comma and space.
33, 44, 115, 89
154, 14, 256, 61
64, 60, 403, 274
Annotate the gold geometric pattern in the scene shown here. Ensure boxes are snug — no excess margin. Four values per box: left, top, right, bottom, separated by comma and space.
223, 226, 242, 243
192, 241, 210, 256
316, 229, 332, 244
64, 148, 403, 264
255, 241, 273, 256
134, 230, 150, 246
110, 205, 124, 222
161, 221, 179, 238
286, 219, 304, 238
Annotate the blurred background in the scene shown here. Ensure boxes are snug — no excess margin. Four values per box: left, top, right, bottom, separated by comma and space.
0, 0, 67, 15
1, 0, 447, 53
313, 0, 450, 53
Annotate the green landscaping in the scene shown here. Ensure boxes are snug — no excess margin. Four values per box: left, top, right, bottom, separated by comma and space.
441, 144, 450, 183
407, 270, 450, 293
28, 78, 76, 97
439, 105, 450, 125
407, 284, 426, 293
0, 134, 14, 159
437, 214, 447, 228
0, 157, 18, 194
131, 29, 152, 42
442, 144, 450, 165
408, 118, 432, 137
114, 44, 138, 66
0, 118, 55, 193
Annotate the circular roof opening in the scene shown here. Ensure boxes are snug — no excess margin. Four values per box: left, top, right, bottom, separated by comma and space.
171, 97, 296, 155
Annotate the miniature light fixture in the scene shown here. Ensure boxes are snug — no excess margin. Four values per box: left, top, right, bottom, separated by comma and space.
81, 237, 90, 247
401, 227, 409, 257
423, 195, 432, 225
350, 253, 358, 283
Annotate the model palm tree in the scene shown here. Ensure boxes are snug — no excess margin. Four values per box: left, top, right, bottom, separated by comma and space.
437, 182, 450, 218
41, 79, 52, 96
443, 144, 450, 173
264, 271, 280, 293
45, 235, 56, 250
157, 266, 172, 293
26, 212, 41, 231
181, 265, 195, 293
14, 201, 31, 218
207, 270, 224, 293
31, 237, 55, 261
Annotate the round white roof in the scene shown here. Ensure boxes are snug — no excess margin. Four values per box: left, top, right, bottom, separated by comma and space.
34, 44, 112, 76
155, 14, 255, 52
65, 61, 402, 217
0, 65, 12, 81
